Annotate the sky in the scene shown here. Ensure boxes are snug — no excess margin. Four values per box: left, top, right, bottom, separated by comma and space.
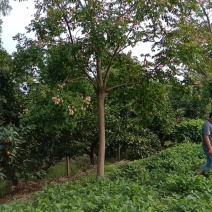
1, 0, 36, 54
1, 1, 151, 60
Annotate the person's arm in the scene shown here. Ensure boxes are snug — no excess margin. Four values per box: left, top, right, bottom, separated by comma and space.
204, 134, 212, 155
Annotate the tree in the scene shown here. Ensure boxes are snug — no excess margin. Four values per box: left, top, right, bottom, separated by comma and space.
17, 0, 201, 176
11, 40, 96, 177
152, 0, 212, 80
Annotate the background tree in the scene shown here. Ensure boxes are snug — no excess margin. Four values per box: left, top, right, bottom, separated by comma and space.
153, 0, 212, 81
12, 39, 95, 176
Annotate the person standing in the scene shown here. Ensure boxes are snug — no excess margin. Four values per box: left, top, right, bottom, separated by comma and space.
196, 112, 212, 175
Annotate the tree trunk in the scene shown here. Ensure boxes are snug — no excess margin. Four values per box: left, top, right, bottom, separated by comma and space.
12, 177, 18, 186
97, 89, 106, 176
125, 144, 128, 160
160, 140, 165, 149
86, 148, 95, 165
90, 149, 95, 165
117, 144, 121, 161
66, 157, 70, 177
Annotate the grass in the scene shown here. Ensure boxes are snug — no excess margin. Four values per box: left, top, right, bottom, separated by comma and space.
46, 154, 91, 179
0, 181, 11, 197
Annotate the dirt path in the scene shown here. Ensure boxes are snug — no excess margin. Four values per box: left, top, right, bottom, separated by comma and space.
0, 168, 95, 205
0, 160, 129, 205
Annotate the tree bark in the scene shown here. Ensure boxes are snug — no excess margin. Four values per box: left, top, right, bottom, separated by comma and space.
97, 89, 106, 176
96, 58, 106, 177
117, 144, 121, 161
12, 177, 18, 186
66, 157, 70, 177
90, 149, 95, 165
85, 143, 97, 165
125, 144, 128, 160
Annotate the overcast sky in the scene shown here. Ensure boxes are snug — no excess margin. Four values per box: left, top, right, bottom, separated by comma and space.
1, 0, 35, 54
1, 1, 151, 60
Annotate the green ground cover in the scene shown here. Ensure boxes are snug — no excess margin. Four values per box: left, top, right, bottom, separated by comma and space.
1, 142, 212, 211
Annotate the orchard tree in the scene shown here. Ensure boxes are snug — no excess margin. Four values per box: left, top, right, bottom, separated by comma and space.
17, 0, 198, 176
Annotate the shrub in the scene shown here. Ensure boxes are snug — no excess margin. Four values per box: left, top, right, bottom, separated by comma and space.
173, 119, 203, 143
0, 124, 26, 186
74, 154, 91, 171
127, 128, 162, 159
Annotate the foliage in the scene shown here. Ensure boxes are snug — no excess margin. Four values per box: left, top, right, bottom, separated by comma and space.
46, 154, 91, 179
0, 180, 10, 198
105, 68, 173, 157
152, 0, 212, 79
144, 83, 177, 146
0, 124, 25, 185
0, 167, 5, 180
3, 0, 210, 180
0, 154, 91, 198
127, 128, 161, 159
14, 0, 205, 177
173, 119, 204, 143
0, 124, 63, 185
70, 94, 99, 164
168, 77, 212, 120
0, 48, 22, 127
106, 109, 162, 160
1, 142, 212, 211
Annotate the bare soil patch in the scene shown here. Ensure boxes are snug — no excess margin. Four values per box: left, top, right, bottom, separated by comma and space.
0, 168, 95, 205
0, 160, 129, 205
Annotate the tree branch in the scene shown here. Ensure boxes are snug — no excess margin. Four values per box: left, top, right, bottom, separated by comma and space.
196, 62, 208, 79
56, 3, 98, 89
200, 5, 212, 33
84, 70, 98, 90
103, 46, 120, 88
106, 82, 140, 92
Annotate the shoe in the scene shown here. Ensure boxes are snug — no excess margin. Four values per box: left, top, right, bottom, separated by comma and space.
196, 169, 204, 175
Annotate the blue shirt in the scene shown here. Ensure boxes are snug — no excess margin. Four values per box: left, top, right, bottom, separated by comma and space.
202, 119, 212, 147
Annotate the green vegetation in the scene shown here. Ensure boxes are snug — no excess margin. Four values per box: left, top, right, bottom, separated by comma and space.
0, 181, 10, 197
0, 154, 92, 198
174, 119, 204, 143
1, 142, 211, 211
0, 1, 212, 211
46, 154, 91, 179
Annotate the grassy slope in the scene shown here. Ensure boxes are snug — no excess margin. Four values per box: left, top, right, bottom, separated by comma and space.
1, 142, 212, 211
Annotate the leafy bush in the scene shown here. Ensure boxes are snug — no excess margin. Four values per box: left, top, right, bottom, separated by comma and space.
127, 128, 162, 159
74, 154, 91, 171
173, 119, 204, 143
0, 124, 26, 185
0, 124, 51, 185
106, 126, 162, 160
